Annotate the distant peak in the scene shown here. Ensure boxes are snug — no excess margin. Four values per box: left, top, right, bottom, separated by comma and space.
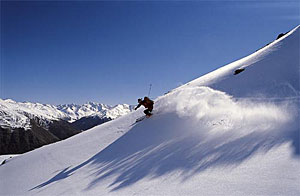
3, 99, 16, 103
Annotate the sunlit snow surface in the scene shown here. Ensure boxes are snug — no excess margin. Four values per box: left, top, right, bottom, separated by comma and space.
0, 26, 299, 195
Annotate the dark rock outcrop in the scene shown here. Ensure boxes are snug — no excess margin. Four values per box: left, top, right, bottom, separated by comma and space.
48, 120, 82, 139
276, 31, 289, 40
71, 116, 112, 131
0, 118, 81, 155
0, 115, 113, 155
234, 68, 245, 75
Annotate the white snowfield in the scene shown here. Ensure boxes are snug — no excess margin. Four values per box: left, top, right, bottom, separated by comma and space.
0, 26, 299, 196
0, 99, 133, 129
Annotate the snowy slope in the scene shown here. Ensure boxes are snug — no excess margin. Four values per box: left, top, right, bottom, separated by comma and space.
0, 99, 133, 129
0, 26, 299, 196
178, 26, 299, 99
0, 155, 18, 164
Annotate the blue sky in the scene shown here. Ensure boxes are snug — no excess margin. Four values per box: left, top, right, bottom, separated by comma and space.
1, 1, 299, 105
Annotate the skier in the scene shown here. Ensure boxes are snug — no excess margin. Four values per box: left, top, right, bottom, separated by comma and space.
134, 97, 154, 117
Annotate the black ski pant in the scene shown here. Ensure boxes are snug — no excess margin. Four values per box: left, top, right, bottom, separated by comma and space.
144, 107, 153, 116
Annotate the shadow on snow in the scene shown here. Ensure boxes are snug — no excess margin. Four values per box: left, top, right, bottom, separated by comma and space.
30, 113, 299, 192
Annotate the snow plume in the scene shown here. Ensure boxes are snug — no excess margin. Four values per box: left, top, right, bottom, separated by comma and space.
77, 88, 298, 191
155, 86, 297, 139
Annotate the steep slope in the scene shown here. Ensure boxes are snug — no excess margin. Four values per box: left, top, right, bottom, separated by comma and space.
0, 121, 60, 154
178, 26, 299, 99
0, 117, 81, 155
0, 26, 299, 196
0, 99, 80, 155
71, 115, 111, 131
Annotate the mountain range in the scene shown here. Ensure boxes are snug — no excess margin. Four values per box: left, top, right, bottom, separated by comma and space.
0, 99, 134, 154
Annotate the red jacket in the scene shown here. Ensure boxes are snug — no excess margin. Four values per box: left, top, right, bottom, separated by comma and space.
136, 97, 154, 110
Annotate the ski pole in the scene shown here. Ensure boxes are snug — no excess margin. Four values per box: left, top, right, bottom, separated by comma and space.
148, 84, 152, 97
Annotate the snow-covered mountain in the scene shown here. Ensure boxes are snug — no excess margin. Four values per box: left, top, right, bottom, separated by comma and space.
57, 102, 108, 122
58, 102, 134, 122
0, 99, 133, 129
0, 26, 299, 195
0, 99, 66, 130
0, 99, 134, 154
